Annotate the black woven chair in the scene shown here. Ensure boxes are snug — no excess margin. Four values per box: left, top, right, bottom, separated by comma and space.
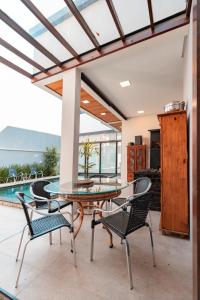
90, 185, 155, 290
30, 180, 72, 213
30, 180, 72, 244
112, 177, 151, 208
15, 192, 76, 288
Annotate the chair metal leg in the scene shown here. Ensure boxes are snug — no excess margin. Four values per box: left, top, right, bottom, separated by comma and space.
49, 232, 52, 245
124, 238, 133, 290
147, 225, 156, 267
90, 227, 95, 261
71, 232, 77, 267
16, 225, 27, 262
15, 240, 30, 288
148, 211, 152, 229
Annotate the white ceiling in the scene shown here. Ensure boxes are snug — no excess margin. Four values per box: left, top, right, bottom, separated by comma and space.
80, 26, 188, 118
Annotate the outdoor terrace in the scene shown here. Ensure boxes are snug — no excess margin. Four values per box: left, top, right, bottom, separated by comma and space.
0, 205, 192, 300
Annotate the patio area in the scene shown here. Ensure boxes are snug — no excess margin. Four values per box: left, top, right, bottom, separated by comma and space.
1, 0, 199, 299
0, 205, 192, 300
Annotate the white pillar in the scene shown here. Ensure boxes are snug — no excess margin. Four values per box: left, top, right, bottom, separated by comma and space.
60, 68, 81, 184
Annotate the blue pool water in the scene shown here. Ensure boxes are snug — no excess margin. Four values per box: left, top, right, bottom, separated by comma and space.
0, 178, 59, 203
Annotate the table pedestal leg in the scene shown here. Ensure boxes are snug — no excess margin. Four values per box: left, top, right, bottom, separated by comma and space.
74, 202, 84, 238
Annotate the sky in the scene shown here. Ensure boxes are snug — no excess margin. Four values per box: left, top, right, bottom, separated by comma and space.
0, 0, 110, 136
0, 64, 109, 135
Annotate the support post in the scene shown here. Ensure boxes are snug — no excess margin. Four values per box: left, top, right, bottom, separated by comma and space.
60, 69, 81, 184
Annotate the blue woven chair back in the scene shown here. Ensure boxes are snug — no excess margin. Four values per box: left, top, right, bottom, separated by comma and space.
16, 192, 34, 236
30, 167, 37, 175
9, 168, 17, 177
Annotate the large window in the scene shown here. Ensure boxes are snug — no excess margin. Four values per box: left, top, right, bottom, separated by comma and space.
78, 131, 121, 175
101, 142, 116, 174
88, 143, 100, 173
78, 143, 100, 174
117, 142, 121, 174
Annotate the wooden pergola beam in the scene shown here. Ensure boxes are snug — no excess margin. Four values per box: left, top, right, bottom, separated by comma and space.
186, 0, 193, 18
64, 0, 101, 51
20, 0, 80, 59
106, 0, 125, 42
147, 0, 154, 32
0, 37, 46, 72
32, 12, 188, 82
0, 56, 33, 79
0, 9, 61, 65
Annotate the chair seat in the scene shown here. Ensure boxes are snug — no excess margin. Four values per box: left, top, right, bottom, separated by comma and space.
112, 197, 127, 207
100, 211, 146, 238
36, 199, 72, 213
31, 214, 71, 239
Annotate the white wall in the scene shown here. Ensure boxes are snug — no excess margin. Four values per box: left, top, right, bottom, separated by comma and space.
121, 114, 159, 182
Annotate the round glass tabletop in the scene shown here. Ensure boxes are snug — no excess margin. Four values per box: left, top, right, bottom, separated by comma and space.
44, 178, 128, 196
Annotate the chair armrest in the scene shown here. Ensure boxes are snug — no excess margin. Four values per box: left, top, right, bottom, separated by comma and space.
93, 200, 130, 218
25, 202, 72, 218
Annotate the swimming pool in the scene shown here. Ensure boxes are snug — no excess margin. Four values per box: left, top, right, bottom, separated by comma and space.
0, 178, 59, 204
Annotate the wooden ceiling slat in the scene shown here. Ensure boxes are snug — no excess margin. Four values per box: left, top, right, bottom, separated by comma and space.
46, 79, 122, 131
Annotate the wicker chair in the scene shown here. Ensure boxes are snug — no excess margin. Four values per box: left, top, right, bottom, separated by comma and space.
112, 177, 151, 208
90, 181, 155, 290
30, 180, 72, 213
15, 192, 76, 288
30, 180, 72, 244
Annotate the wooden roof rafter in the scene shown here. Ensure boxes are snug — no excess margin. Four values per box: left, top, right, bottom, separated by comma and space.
0, 9, 61, 65
106, 0, 125, 42
20, 0, 80, 60
147, 0, 155, 32
63, 0, 101, 52
0, 56, 33, 79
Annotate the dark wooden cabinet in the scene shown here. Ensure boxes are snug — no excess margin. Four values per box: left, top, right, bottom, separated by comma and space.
127, 145, 146, 182
149, 129, 160, 169
158, 111, 189, 236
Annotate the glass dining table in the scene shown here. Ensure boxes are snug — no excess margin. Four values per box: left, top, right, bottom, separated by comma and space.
44, 178, 128, 247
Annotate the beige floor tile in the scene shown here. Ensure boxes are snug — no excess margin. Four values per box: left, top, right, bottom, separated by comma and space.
0, 206, 192, 300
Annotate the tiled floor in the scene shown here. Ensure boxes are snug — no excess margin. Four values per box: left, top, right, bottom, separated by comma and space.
0, 205, 192, 300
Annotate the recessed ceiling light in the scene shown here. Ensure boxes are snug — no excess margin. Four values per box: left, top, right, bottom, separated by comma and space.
137, 110, 144, 114
120, 80, 131, 87
82, 99, 90, 104
100, 112, 106, 116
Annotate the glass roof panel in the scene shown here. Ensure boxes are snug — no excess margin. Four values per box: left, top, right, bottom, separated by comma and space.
30, 0, 94, 55
1, 0, 39, 34
77, 0, 119, 45
112, 0, 150, 35
0, 0, 188, 76
0, 0, 73, 63
152, 0, 186, 22
0, 21, 54, 72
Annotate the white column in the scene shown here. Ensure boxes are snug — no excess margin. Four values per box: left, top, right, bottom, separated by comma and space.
60, 68, 81, 184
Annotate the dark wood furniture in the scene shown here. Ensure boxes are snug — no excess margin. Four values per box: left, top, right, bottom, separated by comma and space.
127, 145, 146, 182
149, 129, 160, 169
158, 111, 189, 236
